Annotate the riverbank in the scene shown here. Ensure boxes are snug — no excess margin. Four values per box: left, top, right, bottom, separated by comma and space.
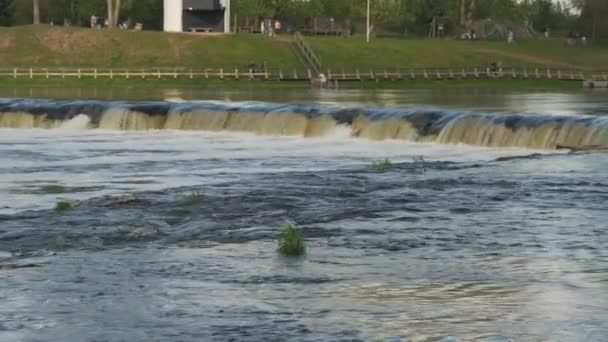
1, 25, 607, 70
0, 77, 584, 91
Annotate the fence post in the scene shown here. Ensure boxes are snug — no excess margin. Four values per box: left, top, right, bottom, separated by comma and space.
94, 68, 97, 79
220, 68, 224, 79
190, 68, 193, 79
46, 69, 49, 79
546, 69, 551, 79
13, 68, 17, 79
235, 68, 239, 79
279, 69, 283, 80
294, 69, 298, 79
110, 69, 113, 79
173, 68, 177, 79
157, 68, 161, 79
307, 69, 312, 80
29, 68, 33, 79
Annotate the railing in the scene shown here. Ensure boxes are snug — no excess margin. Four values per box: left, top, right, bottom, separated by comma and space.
293, 32, 322, 74
0, 67, 603, 82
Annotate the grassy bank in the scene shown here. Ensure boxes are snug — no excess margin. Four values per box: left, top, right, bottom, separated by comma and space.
0, 77, 583, 91
0, 25, 298, 68
0, 25, 601, 91
2, 26, 607, 71
308, 36, 608, 70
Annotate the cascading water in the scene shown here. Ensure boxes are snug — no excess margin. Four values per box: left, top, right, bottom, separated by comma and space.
0, 98, 606, 149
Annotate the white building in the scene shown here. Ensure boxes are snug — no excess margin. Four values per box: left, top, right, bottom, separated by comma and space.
164, 0, 231, 33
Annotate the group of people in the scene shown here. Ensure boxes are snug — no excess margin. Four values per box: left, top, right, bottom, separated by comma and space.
260, 19, 283, 36
90, 15, 129, 29
90, 15, 107, 28
567, 31, 587, 47
460, 29, 477, 40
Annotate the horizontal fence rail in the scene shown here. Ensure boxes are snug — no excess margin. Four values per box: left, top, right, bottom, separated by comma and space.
0, 67, 605, 82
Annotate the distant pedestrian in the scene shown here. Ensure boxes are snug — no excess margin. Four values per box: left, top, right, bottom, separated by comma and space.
438, 23, 445, 37
90, 15, 97, 28
581, 35, 587, 46
544, 27, 550, 38
274, 20, 282, 34
260, 20, 265, 35
507, 30, 514, 44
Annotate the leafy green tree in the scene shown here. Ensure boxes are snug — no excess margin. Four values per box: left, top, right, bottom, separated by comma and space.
0, 0, 14, 26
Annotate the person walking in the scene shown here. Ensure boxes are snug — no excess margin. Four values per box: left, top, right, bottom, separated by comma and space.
507, 30, 514, 44
274, 20, 282, 35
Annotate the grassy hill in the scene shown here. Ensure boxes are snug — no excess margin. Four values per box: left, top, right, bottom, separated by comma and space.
0, 25, 299, 68
0, 25, 605, 71
308, 36, 608, 70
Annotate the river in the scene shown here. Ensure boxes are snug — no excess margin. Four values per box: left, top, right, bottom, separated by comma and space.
1, 87, 607, 341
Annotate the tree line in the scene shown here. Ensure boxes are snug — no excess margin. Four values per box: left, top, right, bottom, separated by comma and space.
0, 0, 162, 30
0, 0, 606, 39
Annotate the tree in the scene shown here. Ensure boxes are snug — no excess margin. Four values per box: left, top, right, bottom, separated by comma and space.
0, 0, 14, 26
33, 0, 40, 24
106, 0, 120, 28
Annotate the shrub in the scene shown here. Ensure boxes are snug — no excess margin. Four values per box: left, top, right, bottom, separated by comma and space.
55, 200, 72, 211
277, 222, 306, 256
370, 159, 393, 169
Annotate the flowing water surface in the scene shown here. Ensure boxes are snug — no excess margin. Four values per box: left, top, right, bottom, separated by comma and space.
1, 88, 607, 341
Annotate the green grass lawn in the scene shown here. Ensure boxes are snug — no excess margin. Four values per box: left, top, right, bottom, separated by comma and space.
0, 25, 602, 91
0, 25, 299, 68
308, 36, 608, 70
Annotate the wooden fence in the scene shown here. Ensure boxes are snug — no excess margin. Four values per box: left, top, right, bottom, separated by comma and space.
0, 67, 606, 82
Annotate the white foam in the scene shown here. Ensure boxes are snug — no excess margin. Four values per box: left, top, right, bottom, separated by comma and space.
58, 114, 91, 130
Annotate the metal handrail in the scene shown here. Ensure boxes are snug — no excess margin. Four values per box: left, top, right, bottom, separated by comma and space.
294, 32, 321, 74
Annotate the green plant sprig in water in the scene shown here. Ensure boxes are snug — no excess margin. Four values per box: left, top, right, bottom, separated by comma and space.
55, 200, 73, 212
370, 159, 393, 170
183, 191, 203, 205
277, 222, 306, 256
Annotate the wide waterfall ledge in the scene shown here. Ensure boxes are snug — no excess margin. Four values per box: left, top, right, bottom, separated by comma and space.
0, 98, 606, 150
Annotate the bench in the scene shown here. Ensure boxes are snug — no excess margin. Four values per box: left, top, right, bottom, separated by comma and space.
188, 27, 213, 33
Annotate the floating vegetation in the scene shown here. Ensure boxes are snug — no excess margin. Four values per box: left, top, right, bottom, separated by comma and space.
183, 192, 204, 205
370, 159, 393, 170
277, 222, 306, 256
55, 200, 73, 212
